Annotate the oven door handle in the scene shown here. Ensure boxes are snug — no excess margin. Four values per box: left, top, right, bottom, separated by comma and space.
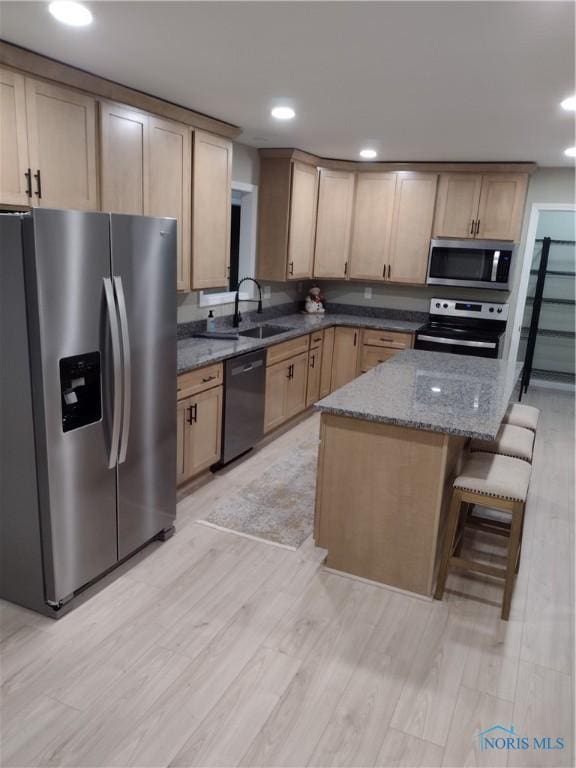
417, 334, 496, 349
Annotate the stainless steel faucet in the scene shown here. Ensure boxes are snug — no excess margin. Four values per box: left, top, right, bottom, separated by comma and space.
232, 277, 263, 328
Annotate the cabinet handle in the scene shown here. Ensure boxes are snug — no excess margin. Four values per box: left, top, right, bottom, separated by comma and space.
379, 337, 394, 343
310, 354, 316, 369
187, 403, 197, 424
24, 168, 32, 198
475, 219, 481, 235
34, 169, 42, 199
387, 264, 391, 279
470, 219, 475, 235
382, 264, 387, 278
202, 375, 217, 383
288, 261, 294, 276
353, 332, 357, 347
286, 363, 293, 380
344, 261, 348, 276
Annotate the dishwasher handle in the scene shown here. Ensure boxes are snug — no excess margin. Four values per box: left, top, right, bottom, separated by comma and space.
230, 358, 264, 376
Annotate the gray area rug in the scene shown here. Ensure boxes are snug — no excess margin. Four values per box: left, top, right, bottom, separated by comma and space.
198, 437, 319, 549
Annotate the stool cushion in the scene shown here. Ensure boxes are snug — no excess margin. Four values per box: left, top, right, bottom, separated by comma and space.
470, 424, 534, 463
503, 403, 540, 432
454, 452, 531, 502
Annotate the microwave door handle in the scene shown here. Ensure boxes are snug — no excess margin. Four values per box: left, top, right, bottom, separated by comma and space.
417, 335, 496, 349
103, 277, 122, 468
490, 251, 500, 282
113, 276, 132, 465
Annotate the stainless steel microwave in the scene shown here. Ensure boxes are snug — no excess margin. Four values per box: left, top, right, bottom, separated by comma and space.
426, 239, 514, 290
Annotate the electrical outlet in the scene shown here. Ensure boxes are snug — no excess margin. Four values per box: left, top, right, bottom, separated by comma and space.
364, 287, 373, 300
263, 285, 271, 299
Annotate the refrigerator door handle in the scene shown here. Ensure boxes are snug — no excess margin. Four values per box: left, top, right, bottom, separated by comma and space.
103, 277, 123, 469
113, 276, 132, 465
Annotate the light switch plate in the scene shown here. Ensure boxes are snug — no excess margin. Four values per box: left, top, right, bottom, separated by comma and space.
364, 287, 373, 299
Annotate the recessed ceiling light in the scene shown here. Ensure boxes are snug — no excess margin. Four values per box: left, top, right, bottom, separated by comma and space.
271, 106, 295, 120
561, 96, 576, 111
564, 147, 576, 157
49, 1, 93, 27
359, 148, 378, 159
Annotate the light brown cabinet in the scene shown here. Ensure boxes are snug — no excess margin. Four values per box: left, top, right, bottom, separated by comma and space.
100, 102, 147, 215
313, 168, 355, 278
359, 329, 413, 373
319, 326, 335, 398
0, 68, 98, 210
191, 130, 232, 289
177, 381, 223, 485
306, 347, 322, 407
349, 172, 397, 281
434, 172, 528, 241
331, 327, 360, 391
256, 158, 318, 281
264, 347, 309, 433
387, 172, 438, 284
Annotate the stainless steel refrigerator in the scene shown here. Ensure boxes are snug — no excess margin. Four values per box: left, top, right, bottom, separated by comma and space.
0, 209, 177, 617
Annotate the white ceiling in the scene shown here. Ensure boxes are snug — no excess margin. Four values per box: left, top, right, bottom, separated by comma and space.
1, 1, 575, 166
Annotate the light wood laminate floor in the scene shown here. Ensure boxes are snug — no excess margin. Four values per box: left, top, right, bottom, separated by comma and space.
1, 388, 573, 768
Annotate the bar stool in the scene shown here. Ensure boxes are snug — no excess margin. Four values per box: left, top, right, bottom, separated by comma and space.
469, 423, 535, 463
502, 403, 540, 432
435, 451, 531, 620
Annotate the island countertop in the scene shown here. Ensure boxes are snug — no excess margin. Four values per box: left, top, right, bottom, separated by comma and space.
315, 349, 522, 441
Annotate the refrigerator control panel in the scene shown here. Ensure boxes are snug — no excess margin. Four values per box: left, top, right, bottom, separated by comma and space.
59, 352, 102, 433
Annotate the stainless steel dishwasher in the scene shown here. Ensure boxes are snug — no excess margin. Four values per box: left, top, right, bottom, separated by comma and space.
219, 348, 266, 465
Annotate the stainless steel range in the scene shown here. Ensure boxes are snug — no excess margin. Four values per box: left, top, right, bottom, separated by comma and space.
415, 298, 509, 358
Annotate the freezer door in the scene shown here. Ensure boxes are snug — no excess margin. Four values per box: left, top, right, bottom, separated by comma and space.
24, 209, 119, 604
110, 214, 177, 559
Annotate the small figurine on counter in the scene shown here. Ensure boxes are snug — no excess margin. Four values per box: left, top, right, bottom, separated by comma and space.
305, 286, 326, 314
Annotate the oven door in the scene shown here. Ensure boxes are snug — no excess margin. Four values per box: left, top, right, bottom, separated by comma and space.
427, 239, 513, 290
415, 333, 499, 358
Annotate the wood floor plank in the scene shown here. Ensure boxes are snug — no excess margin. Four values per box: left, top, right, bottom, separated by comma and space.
375, 728, 444, 767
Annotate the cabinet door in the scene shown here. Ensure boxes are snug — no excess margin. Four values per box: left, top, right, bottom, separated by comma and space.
176, 398, 188, 485
185, 386, 223, 477
313, 169, 355, 278
100, 102, 147, 215
319, 326, 335, 398
264, 360, 289, 433
331, 327, 360, 391
388, 173, 438, 284
192, 131, 232, 289
433, 173, 482, 238
306, 348, 322, 407
147, 117, 192, 292
287, 161, 318, 279
476, 174, 528, 241
0, 68, 30, 206
349, 172, 397, 280
286, 352, 309, 418
25, 78, 97, 210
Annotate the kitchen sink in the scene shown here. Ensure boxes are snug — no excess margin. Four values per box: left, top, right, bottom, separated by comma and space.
238, 324, 292, 339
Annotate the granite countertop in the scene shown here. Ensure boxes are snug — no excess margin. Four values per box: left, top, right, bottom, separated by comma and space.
177, 312, 423, 374
315, 349, 522, 440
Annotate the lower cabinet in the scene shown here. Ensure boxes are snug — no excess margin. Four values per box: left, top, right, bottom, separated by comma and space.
319, 326, 335, 398
359, 329, 413, 373
177, 378, 223, 485
306, 346, 322, 406
264, 350, 309, 433
331, 327, 360, 391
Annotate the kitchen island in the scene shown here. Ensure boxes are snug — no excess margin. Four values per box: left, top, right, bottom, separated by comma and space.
314, 350, 522, 597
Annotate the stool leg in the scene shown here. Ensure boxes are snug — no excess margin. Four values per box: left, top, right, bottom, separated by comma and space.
515, 504, 526, 574
454, 502, 471, 555
434, 490, 463, 601
502, 501, 524, 621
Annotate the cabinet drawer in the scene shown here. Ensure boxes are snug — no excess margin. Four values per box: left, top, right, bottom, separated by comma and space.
177, 363, 223, 400
266, 334, 310, 366
309, 329, 324, 349
361, 329, 412, 349
360, 346, 400, 373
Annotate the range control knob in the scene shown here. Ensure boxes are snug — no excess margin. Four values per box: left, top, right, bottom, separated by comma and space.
435, 302, 441, 308
489, 307, 494, 313
443, 303, 449, 309
497, 307, 503, 313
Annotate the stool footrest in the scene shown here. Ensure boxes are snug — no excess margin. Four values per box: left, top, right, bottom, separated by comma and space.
449, 556, 507, 580
467, 516, 511, 537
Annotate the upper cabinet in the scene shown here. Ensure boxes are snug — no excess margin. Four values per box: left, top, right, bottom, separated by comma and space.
100, 102, 147, 215
191, 130, 232, 290
434, 172, 528, 241
349, 172, 397, 281
313, 168, 355, 279
256, 158, 318, 281
0, 67, 98, 210
388, 173, 438, 284
0, 69, 30, 207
